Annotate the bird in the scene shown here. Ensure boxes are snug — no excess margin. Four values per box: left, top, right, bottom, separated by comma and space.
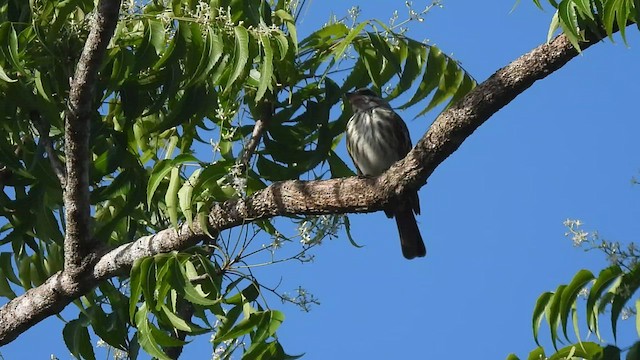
345, 88, 426, 259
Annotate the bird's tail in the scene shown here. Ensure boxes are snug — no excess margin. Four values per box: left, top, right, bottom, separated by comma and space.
394, 208, 426, 259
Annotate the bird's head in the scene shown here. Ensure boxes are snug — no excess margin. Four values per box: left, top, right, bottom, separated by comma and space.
345, 88, 387, 112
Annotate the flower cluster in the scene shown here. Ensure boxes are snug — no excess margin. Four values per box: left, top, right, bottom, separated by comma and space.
563, 219, 589, 246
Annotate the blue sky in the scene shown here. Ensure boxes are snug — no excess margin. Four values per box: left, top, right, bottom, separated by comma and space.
3, 1, 640, 359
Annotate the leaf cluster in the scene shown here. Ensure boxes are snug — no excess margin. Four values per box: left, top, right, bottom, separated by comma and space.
508, 264, 640, 360
531, 0, 640, 47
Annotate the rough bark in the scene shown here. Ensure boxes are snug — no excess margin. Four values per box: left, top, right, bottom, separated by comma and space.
63, 0, 122, 272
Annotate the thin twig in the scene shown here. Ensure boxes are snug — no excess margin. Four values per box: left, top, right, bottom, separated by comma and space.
238, 101, 273, 171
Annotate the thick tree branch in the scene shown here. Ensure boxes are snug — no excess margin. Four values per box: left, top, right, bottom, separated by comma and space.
0, 32, 606, 345
63, 0, 121, 272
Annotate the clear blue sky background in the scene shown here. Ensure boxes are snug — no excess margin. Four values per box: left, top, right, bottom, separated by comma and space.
2, 1, 640, 359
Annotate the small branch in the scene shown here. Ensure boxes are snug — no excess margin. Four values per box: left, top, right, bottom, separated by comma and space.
238, 101, 273, 171
30, 111, 66, 187
63, 0, 122, 272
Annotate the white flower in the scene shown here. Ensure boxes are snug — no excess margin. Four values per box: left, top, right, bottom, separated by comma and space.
578, 287, 589, 298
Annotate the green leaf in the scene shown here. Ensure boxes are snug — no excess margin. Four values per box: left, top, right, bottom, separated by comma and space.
160, 304, 208, 334
274, 10, 297, 53
147, 18, 166, 55
636, 299, 640, 338
559, 269, 594, 339
63, 319, 96, 360
7, 24, 25, 74
533, 0, 544, 10
446, 73, 476, 109
129, 258, 145, 323
189, 28, 223, 85
178, 168, 201, 228
547, 342, 604, 360
527, 347, 545, 360
341, 57, 369, 92
390, 39, 425, 100
166, 167, 182, 229
274, 32, 289, 60
573, 0, 595, 19
225, 283, 260, 305
153, 260, 173, 311
135, 304, 180, 360
635, 0, 640, 31
172, 259, 221, 306
300, 23, 348, 52
249, 340, 304, 360
402, 46, 446, 110
587, 266, 622, 332
547, 285, 567, 348
274, 9, 294, 22
627, 341, 640, 360
367, 32, 402, 76
0, 64, 16, 82
244, 310, 285, 357
0, 253, 20, 285
421, 57, 464, 115
332, 22, 367, 61
558, 0, 580, 40
160, 304, 192, 332
17, 254, 31, 289
327, 150, 354, 178
547, 11, 561, 42
214, 305, 243, 344
600, 345, 622, 360
256, 34, 274, 102
0, 271, 16, 298
256, 156, 302, 181
130, 256, 155, 323
359, 45, 383, 89
146, 154, 199, 208
533, 291, 553, 345
571, 303, 581, 346
556, 5, 581, 51
227, 26, 250, 90
217, 312, 265, 342
611, 265, 640, 341
616, 0, 630, 45
197, 199, 215, 238
86, 303, 128, 350
603, 0, 622, 39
